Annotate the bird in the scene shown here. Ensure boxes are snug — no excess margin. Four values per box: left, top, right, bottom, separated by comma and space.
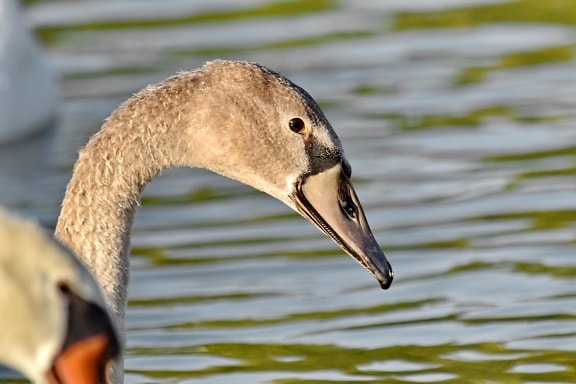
0, 0, 58, 143
0, 210, 119, 384
54, 59, 394, 383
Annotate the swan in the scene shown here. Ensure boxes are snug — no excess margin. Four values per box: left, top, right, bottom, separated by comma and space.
55, 59, 394, 383
0, 0, 57, 143
0, 211, 119, 384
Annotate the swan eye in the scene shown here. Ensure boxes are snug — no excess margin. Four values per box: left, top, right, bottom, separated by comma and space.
288, 118, 306, 134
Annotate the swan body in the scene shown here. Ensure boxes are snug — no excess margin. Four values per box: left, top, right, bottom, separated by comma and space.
55, 60, 393, 383
0, 0, 57, 143
0, 211, 118, 384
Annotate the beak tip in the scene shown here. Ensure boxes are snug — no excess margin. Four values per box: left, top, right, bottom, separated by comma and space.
379, 278, 393, 290
377, 261, 394, 290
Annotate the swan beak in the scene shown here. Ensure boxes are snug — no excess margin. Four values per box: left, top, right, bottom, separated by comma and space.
291, 164, 394, 289
47, 291, 119, 384
49, 333, 112, 384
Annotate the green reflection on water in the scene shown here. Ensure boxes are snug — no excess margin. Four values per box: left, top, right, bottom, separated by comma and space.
182, 31, 373, 56
382, 106, 515, 130
65, 65, 162, 80
469, 210, 576, 230
167, 299, 441, 329
456, 46, 573, 85
518, 166, 576, 179
38, 0, 338, 45
127, 342, 576, 383
381, 106, 571, 131
514, 262, 576, 278
500, 46, 573, 68
390, 239, 470, 250
141, 187, 251, 206
394, 0, 576, 30
447, 261, 493, 274
483, 144, 576, 191
485, 146, 576, 161
353, 85, 397, 96
128, 292, 270, 307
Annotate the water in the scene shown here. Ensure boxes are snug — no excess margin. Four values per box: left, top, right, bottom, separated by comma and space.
2, 0, 576, 382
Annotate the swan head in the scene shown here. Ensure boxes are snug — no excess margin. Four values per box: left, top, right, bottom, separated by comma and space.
168, 60, 393, 288
0, 212, 119, 384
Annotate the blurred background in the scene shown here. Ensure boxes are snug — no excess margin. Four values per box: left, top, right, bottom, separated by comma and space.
1, 0, 576, 383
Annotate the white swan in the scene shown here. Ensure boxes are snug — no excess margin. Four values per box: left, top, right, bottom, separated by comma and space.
0, 0, 57, 143
55, 60, 393, 383
0, 211, 119, 384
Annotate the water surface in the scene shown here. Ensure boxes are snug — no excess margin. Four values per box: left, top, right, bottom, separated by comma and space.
2, 0, 576, 383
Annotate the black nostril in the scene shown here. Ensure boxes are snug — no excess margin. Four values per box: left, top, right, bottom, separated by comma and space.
341, 199, 357, 219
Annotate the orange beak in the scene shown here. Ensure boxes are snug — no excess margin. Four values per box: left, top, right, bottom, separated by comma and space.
47, 333, 111, 384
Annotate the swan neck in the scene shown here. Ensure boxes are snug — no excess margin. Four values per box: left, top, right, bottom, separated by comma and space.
55, 124, 168, 322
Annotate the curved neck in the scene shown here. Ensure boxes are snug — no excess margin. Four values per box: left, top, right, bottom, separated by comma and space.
55, 122, 173, 321
54, 119, 175, 383
54, 73, 195, 326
